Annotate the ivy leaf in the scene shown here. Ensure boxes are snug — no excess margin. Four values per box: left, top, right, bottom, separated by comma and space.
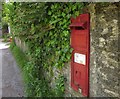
62, 12, 66, 17
48, 11, 52, 15
75, 11, 79, 16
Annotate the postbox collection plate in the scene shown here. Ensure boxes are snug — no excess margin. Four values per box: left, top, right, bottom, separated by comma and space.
70, 13, 90, 97
74, 53, 86, 65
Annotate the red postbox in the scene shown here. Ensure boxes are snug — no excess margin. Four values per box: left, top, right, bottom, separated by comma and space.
70, 13, 90, 97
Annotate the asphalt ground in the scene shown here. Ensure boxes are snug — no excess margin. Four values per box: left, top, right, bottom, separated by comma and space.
0, 39, 24, 97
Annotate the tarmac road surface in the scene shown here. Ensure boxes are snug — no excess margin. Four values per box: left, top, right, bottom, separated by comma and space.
0, 39, 24, 98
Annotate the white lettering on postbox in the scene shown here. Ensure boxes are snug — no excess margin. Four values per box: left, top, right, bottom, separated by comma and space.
74, 53, 86, 65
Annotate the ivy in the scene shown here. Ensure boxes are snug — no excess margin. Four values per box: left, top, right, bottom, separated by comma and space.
3, 2, 84, 97
54, 75, 65, 97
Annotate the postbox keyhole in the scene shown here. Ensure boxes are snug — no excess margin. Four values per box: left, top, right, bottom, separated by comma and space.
76, 71, 81, 77
76, 71, 77, 74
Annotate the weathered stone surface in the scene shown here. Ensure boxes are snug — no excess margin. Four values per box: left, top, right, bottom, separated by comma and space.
89, 3, 119, 97
14, 37, 28, 52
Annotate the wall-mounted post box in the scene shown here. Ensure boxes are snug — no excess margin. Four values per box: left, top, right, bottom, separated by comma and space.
70, 13, 90, 97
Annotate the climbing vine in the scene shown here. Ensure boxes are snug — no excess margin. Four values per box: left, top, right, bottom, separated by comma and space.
3, 2, 84, 97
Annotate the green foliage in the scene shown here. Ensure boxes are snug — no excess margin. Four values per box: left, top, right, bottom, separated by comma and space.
2, 3, 15, 24
5, 2, 84, 97
23, 61, 53, 97
10, 42, 27, 69
10, 42, 53, 97
54, 75, 65, 97
2, 33, 10, 42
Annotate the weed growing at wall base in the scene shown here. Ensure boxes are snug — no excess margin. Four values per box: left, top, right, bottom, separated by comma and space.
10, 42, 65, 97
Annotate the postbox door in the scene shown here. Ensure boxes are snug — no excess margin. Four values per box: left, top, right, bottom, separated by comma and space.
70, 13, 90, 97
71, 30, 88, 50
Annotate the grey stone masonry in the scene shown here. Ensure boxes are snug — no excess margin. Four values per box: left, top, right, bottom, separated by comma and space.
89, 3, 119, 97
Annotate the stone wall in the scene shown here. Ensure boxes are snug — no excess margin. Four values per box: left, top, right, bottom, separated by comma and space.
14, 37, 28, 53
89, 3, 119, 97
14, 3, 119, 97
62, 3, 119, 97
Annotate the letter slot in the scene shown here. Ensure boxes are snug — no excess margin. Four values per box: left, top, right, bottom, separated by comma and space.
70, 22, 87, 30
